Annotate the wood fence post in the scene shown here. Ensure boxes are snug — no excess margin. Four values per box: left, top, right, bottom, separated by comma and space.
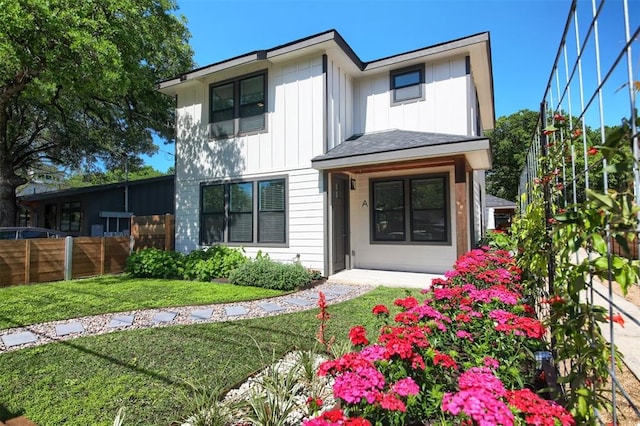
100, 237, 106, 275
165, 213, 174, 251
24, 240, 30, 285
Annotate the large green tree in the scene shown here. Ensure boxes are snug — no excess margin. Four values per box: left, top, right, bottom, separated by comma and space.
486, 109, 539, 201
0, 0, 193, 226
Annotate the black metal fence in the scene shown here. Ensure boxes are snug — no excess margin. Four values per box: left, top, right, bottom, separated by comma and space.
518, 0, 639, 424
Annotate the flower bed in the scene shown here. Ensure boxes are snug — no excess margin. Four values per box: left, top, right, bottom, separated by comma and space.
306, 247, 575, 425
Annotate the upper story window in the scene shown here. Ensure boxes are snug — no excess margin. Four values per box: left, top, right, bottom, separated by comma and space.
210, 71, 267, 139
390, 65, 424, 104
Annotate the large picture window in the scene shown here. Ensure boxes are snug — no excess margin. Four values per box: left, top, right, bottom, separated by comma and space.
60, 201, 81, 232
210, 71, 266, 138
371, 174, 448, 243
200, 177, 286, 245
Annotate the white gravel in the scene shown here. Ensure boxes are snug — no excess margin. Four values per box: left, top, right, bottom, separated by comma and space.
0, 283, 373, 354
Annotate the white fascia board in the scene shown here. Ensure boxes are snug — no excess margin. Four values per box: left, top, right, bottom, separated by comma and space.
312, 139, 491, 171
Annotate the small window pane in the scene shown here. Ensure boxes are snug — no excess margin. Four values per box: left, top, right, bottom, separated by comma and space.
240, 75, 264, 105
212, 83, 234, 111
202, 213, 224, 244
230, 182, 253, 212
394, 85, 421, 102
202, 185, 225, 213
411, 178, 446, 242
373, 181, 405, 241
258, 179, 285, 243
229, 182, 253, 242
394, 70, 421, 88
259, 180, 285, 211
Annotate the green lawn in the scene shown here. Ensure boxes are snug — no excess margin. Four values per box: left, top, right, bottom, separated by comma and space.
0, 276, 285, 330
0, 287, 418, 426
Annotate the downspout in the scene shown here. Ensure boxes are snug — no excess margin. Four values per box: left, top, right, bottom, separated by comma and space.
322, 53, 330, 277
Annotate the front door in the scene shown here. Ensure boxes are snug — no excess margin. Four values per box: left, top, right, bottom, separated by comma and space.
331, 175, 349, 273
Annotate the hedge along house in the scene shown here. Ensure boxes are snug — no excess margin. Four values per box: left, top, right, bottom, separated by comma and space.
158, 30, 494, 275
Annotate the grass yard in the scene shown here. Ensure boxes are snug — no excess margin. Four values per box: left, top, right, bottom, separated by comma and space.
0, 286, 418, 426
0, 276, 285, 330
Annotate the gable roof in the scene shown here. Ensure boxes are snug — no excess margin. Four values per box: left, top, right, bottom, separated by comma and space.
158, 29, 495, 130
18, 175, 174, 202
311, 129, 491, 171
485, 194, 517, 209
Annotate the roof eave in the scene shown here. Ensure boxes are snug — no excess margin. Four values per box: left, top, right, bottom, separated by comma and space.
312, 139, 491, 171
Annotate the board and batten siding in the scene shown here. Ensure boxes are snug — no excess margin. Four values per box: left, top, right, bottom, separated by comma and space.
347, 166, 458, 274
326, 54, 354, 151
172, 55, 327, 272
353, 57, 470, 136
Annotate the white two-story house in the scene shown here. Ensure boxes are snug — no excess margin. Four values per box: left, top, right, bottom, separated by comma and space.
158, 30, 494, 276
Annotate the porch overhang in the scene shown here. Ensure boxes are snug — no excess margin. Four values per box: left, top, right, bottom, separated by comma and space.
311, 130, 491, 172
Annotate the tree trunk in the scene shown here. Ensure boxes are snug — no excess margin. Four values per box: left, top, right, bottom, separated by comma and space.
0, 164, 24, 227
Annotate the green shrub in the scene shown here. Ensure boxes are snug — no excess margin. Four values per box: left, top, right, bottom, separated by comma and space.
229, 258, 313, 291
125, 248, 184, 279
181, 246, 248, 281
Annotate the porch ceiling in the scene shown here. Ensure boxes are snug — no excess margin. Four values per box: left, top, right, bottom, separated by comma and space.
311, 129, 491, 172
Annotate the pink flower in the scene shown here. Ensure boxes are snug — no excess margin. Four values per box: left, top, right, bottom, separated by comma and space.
391, 377, 419, 396
484, 356, 500, 369
456, 330, 474, 341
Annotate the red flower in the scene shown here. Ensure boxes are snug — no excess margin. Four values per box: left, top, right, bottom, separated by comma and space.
572, 128, 582, 138
349, 325, 369, 345
606, 313, 625, 328
587, 146, 599, 156
306, 396, 323, 407
372, 304, 389, 315
554, 113, 565, 122
379, 393, 406, 412
547, 218, 557, 225
393, 296, 419, 309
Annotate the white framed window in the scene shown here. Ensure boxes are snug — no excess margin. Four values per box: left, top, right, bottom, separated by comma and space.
390, 65, 424, 104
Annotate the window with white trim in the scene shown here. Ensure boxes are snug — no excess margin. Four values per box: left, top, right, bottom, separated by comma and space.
201, 177, 286, 245
371, 174, 448, 243
390, 65, 424, 104
209, 71, 266, 138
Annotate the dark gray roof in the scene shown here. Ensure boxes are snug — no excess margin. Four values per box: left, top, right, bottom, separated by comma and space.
312, 130, 488, 162
486, 194, 517, 208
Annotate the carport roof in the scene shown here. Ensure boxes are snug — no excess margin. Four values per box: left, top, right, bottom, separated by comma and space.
311, 129, 491, 171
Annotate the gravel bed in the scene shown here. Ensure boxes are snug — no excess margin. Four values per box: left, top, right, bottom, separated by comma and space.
0, 283, 373, 354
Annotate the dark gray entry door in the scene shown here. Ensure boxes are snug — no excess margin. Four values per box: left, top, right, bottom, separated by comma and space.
332, 175, 348, 272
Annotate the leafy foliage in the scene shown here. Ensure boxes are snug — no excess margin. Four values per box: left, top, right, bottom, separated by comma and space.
181, 246, 248, 281
0, 0, 193, 226
125, 248, 183, 279
515, 108, 640, 424
229, 258, 315, 291
486, 110, 539, 201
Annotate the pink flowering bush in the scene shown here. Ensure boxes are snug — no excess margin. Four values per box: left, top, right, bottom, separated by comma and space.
305, 247, 574, 426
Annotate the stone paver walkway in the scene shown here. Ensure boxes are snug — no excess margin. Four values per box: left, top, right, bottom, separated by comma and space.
0, 283, 373, 354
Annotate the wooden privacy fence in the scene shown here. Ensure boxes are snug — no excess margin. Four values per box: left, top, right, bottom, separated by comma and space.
0, 236, 129, 287
130, 214, 174, 251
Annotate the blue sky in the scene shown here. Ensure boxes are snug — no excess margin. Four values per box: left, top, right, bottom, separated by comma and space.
143, 0, 638, 172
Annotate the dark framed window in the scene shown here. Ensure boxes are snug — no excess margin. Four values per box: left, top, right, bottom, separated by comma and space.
390, 65, 424, 103
60, 201, 81, 232
371, 174, 449, 243
210, 71, 266, 138
200, 177, 286, 245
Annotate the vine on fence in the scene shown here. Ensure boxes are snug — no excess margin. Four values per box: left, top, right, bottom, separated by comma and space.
513, 109, 639, 424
